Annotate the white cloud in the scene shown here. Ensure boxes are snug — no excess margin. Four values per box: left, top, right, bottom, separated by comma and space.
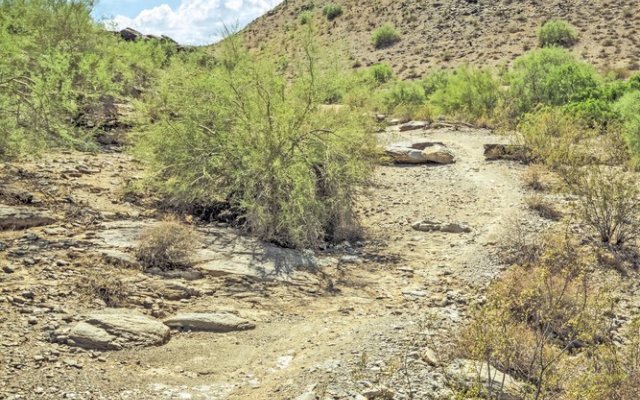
107, 0, 281, 45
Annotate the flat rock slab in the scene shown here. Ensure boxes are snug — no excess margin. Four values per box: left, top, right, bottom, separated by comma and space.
87, 220, 320, 283
398, 121, 429, 131
412, 220, 471, 233
56, 309, 170, 351
164, 312, 256, 332
0, 206, 56, 230
385, 142, 455, 165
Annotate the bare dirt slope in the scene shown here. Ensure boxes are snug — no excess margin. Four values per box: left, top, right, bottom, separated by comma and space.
0, 126, 536, 399
243, 0, 640, 78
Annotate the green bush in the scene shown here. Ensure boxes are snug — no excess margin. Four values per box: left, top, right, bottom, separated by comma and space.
421, 69, 451, 96
538, 19, 579, 48
518, 107, 592, 167
429, 66, 502, 123
507, 48, 601, 120
0, 0, 174, 157
380, 81, 426, 110
136, 38, 376, 249
371, 24, 401, 49
615, 91, 640, 164
564, 99, 620, 129
322, 4, 342, 20
299, 10, 313, 25
368, 63, 394, 84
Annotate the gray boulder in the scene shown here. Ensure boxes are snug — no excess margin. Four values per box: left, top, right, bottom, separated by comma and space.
385, 142, 455, 165
55, 309, 170, 350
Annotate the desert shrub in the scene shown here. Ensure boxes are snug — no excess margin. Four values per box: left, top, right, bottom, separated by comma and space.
517, 107, 593, 168
507, 48, 601, 120
322, 4, 342, 20
299, 10, 313, 25
538, 19, 579, 48
429, 65, 502, 123
136, 37, 376, 248
527, 195, 562, 220
570, 166, 639, 248
523, 164, 548, 191
0, 0, 175, 157
367, 63, 394, 84
371, 24, 401, 49
564, 98, 620, 129
380, 81, 426, 110
565, 319, 640, 399
499, 218, 544, 266
461, 233, 612, 399
136, 220, 198, 270
615, 91, 640, 165
421, 69, 450, 96
78, 271, 130, 307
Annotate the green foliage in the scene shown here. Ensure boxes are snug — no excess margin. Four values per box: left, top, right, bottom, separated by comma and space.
429, 66, 502, 123
615, 91, 640, 165
538, 19, 579, 48
136, 37, 376, 249
298, 10, 313, 25
421, 69, 450, 96
371, 24, 401, 49
507, 48, 601, 120
322, 4, 342, 20
367, 63, 394, 84
0, 0, 175, 157
380, 81, 426, 110
564, 99, 620, 129
517, 107, 593, 167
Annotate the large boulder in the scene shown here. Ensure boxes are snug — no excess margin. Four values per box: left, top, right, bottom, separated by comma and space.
54, 309, 170, 350
164, 312, 256, 332
119, 28, 144, 42
385, 142, 455, 165
0, 206, 56, 230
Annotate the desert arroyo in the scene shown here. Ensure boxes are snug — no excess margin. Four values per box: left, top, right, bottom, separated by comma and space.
2, 1, 640, 399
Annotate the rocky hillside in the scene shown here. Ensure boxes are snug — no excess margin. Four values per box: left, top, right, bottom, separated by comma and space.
243, 0, 640, 78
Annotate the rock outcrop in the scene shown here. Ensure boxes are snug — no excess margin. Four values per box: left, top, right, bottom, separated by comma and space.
0, 206, 56, 230
164, 312, 256, 332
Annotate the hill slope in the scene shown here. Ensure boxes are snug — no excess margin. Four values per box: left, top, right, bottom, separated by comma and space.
243, 0, 640, 78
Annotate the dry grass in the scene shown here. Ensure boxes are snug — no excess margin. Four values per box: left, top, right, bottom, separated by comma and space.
523, 164, 548, 191
136, 219, 199, 271
77, 272, 131, 307
527, 195, 562, 221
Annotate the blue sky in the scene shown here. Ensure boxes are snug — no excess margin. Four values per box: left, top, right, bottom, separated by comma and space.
92, 0, 282, 45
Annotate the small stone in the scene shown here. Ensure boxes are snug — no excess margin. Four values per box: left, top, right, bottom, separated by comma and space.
420, 347, 439, 366
2, 265, 15, 273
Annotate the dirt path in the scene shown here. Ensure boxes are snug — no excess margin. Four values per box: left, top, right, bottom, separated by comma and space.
0, 126, 529, 399
120, 126, 527, 400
